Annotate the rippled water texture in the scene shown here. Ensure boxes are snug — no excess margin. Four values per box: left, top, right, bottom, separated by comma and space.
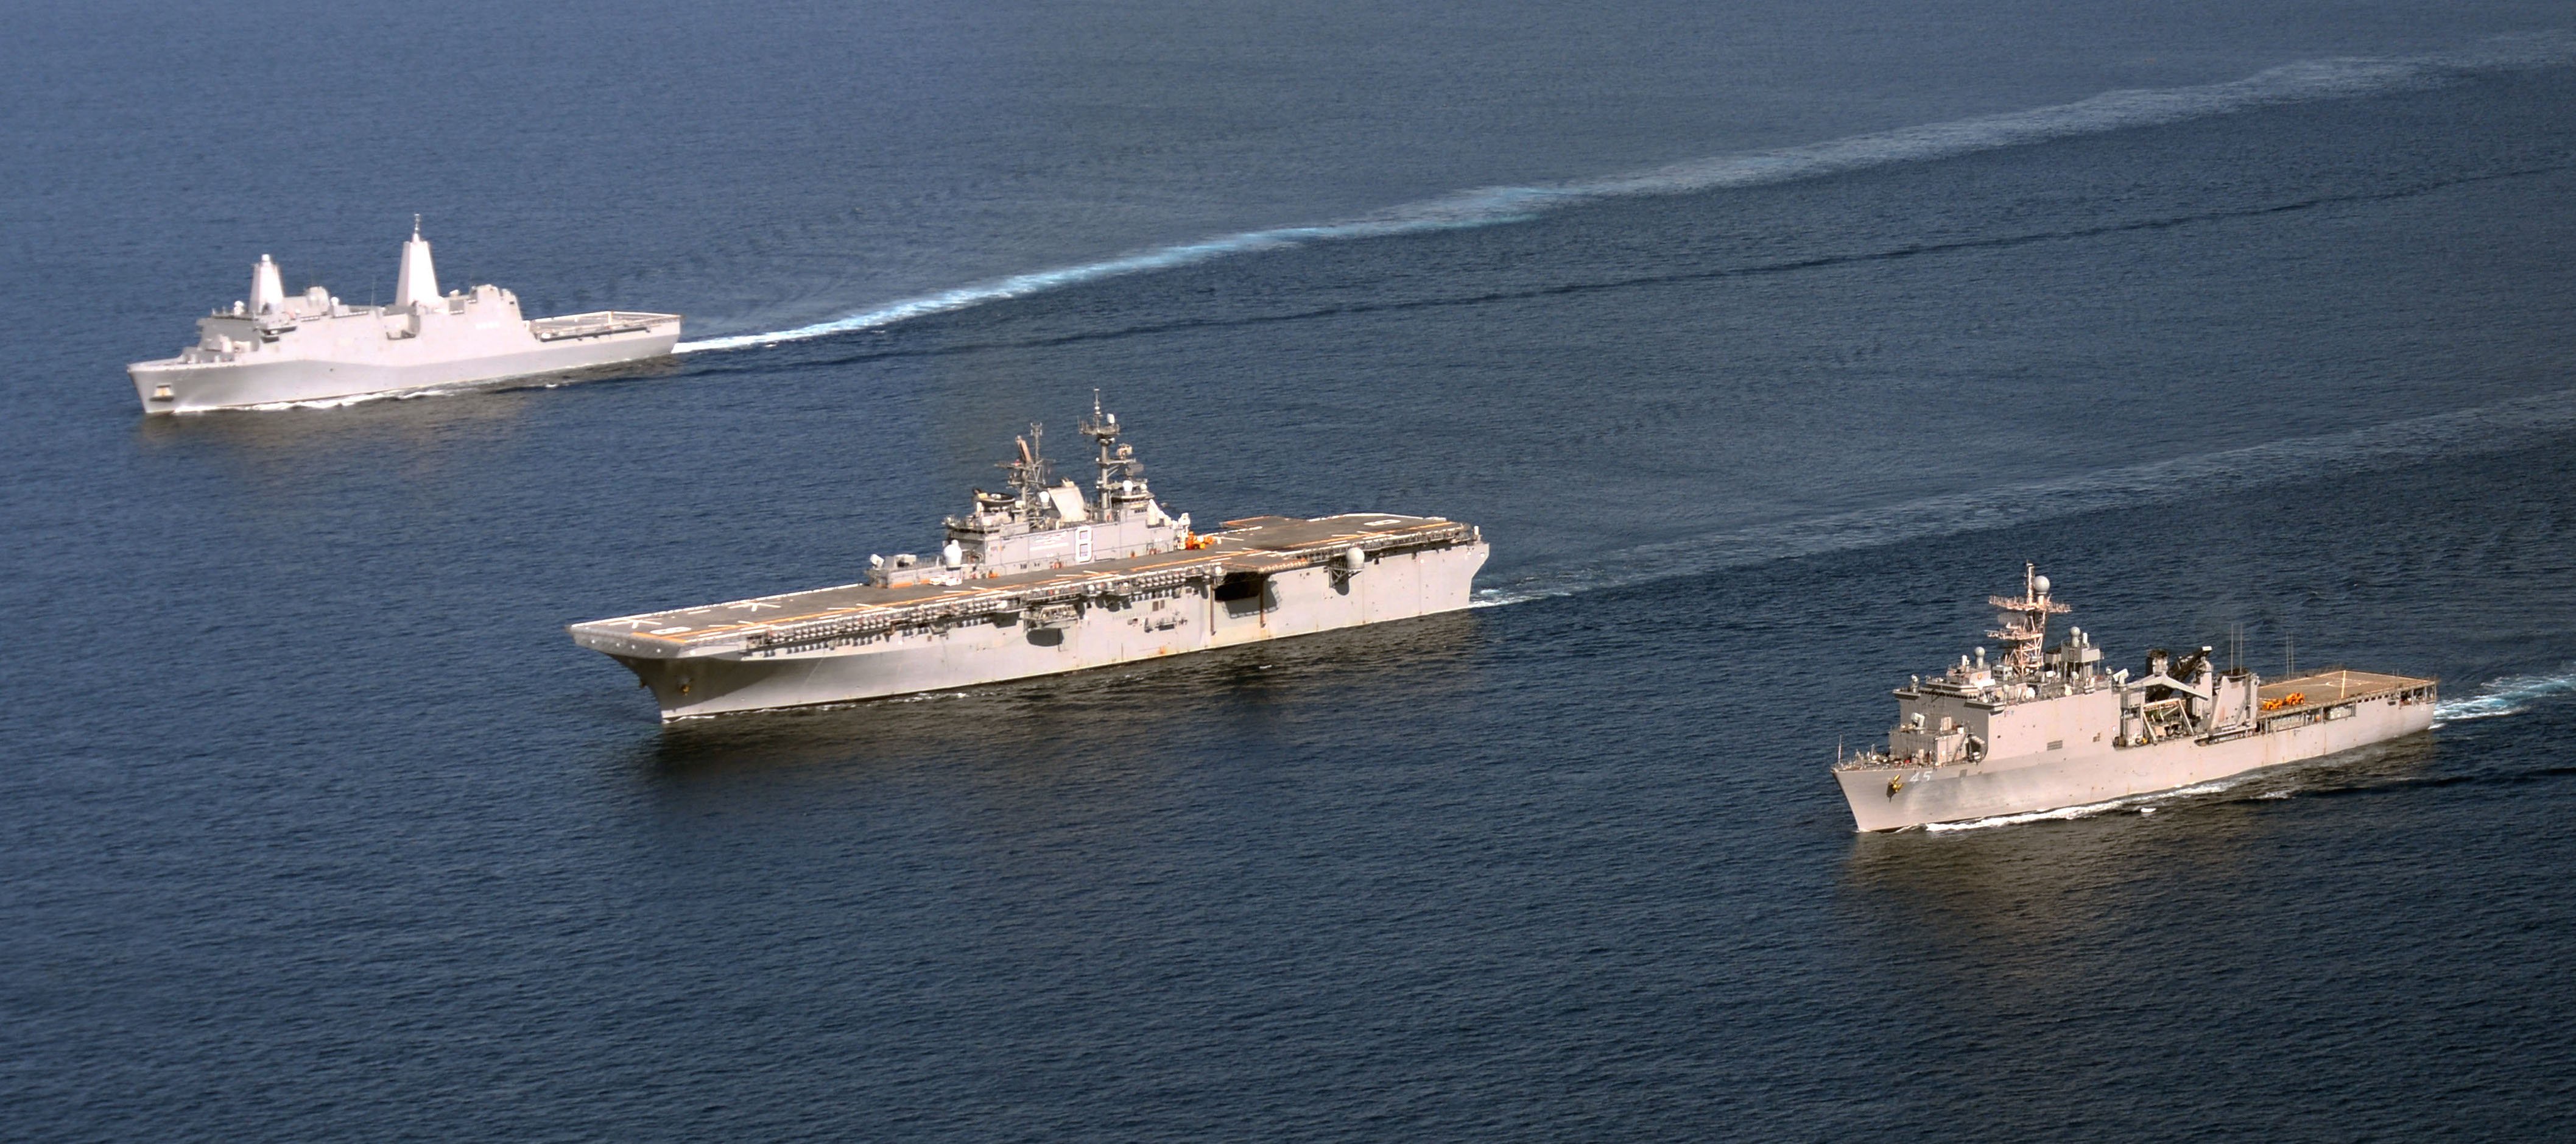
7, 1, 2575, 1138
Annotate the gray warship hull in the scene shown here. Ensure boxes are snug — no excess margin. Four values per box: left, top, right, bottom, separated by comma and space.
1835, 669, 2435, 831
573, 514, 1488, 719
130, 225, 680, 414
1832, 565, 2435, 832
130, 317, 679, 412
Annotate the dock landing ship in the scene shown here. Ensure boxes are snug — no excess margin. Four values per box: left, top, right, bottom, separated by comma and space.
1832, 565, 2435, 832
569, 400, 1490, 719
128, 219, 680, 413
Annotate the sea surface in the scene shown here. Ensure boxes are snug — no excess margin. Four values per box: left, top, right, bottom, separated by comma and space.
7, 1, 2576, 1138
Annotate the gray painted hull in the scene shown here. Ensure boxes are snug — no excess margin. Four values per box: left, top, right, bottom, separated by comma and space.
613, 542, 1487, 719
130, 325, 678, 413
1834, 687, 2435, 830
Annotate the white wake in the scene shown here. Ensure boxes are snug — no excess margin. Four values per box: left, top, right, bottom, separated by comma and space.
1920, 796, 2139, 832
2435, 665, 2576, 726
677, 32, 2574, 354
1468, 385, 2576, 607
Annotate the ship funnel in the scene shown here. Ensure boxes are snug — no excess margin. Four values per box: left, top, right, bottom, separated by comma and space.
249, 254, 286, 316
393, 216, 439, 310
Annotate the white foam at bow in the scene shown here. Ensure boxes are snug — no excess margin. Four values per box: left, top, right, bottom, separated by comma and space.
231, 384, 485, 412
1921, 796, 2136, 832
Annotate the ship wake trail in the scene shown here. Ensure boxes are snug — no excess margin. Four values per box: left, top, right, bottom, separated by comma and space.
1473, 386, 2576, 608
2435, 665, 2576, 726
672, 161, 2564, 377
677, 32, 2575, 355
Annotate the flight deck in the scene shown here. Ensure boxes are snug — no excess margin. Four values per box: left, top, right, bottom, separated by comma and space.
569, 513, 1475, 661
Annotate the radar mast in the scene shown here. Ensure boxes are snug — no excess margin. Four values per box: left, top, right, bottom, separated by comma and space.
1988, 561, 2071, 677
1079, 389, 1147, 515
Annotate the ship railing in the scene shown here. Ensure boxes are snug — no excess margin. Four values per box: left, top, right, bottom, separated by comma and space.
529, 311, 677, 341
2250, 677, 2423, 733
733, 521, 1476, 655
740, 563, 1224, 653
1244, 521, 1477, 565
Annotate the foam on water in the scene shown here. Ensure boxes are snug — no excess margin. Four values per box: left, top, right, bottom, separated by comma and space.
1919, 774, 2265, 832
1473, 385, 2576, 606
2435, 665, 2576, 725
677, 33, 2575, 354
1920, 796, 2138, 832
231, 384, 487, 412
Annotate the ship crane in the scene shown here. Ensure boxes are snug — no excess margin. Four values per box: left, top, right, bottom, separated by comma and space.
999, 423, 1054, 519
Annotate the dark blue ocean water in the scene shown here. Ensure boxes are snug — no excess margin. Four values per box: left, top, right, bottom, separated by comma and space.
8, 2, 2576, 1137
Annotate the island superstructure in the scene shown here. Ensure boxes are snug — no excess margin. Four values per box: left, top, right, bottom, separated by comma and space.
1832, 565, 2435, 831
569, 398, 1490, 719
128, 219, 680, 413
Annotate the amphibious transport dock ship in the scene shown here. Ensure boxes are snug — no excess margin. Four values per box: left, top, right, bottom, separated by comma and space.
570, 400, 1489, 719
128, 219, 680, 413
1832, 565, 2435, 831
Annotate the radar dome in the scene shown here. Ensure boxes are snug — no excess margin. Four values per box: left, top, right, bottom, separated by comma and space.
2033, 574, 2051, 595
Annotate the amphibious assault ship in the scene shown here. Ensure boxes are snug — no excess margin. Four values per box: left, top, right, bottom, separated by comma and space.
569, 400, 1489, 719
1832, 565, 2435, 831
128, 220, 680, 413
